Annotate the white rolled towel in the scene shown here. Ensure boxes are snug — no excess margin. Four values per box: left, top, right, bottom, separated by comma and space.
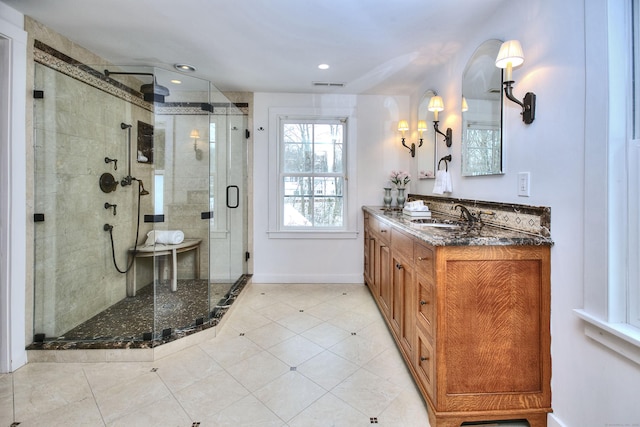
145, 230, 185, 245
404, 200, 429, 211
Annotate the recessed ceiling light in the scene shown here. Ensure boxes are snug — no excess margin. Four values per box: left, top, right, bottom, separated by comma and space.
170, 79, 182, 84
318, 64, 330, 70
174, 63, 196, 72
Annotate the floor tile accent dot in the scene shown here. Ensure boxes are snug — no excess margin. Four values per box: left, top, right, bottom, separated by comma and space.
351, 332, 357, 335
239, 332, 245, 336
150, 367, 158, 372
290, 366, 297, 371
370, 417, 378, 423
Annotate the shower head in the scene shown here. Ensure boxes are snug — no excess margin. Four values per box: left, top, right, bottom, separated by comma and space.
140, 77, 170, 103
104, 70, 170, 103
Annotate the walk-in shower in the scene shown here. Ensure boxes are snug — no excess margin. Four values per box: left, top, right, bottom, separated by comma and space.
31, 48, 249, 349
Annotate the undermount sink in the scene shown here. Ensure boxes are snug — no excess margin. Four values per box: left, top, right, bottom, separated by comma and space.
409, 218, 465, 229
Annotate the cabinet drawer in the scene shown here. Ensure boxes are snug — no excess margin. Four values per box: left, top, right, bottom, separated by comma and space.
416, 273, 435, 341
370, 216, 391, 244
414, 242, 434, 278
415, 330, 436, 401
391, 227, 413, 260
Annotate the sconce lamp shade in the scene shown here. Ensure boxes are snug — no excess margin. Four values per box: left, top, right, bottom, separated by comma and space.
428, 96, 445, 122
417, 120, 428, 133
496, 40, 525, 82
428, 96, 445, 112
398, 120, 409, 133
461, 97, 469, 112
190, 129, 200, 139
495, 40, 525, 69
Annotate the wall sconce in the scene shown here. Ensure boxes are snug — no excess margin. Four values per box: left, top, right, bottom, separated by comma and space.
397, 120, 428, 157
495, 39, 536, 124
428, 95, 452, 147
190, 129, 203, 160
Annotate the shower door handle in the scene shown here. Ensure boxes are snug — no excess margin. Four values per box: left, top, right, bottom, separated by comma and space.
226, 185, 239, 208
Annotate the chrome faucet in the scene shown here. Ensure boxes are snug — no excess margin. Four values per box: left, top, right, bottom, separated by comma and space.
454, 204, 475, 223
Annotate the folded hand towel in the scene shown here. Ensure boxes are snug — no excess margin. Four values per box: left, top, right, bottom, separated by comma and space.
444, 170, 453, 193
144, 230, 185, 246
433, 170, 446, 194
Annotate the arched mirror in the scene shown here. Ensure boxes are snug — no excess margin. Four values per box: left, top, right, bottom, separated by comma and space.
461, 39, 503, 176
417, 89, 437, 179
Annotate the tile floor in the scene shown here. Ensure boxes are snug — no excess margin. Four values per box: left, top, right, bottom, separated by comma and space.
0, 282, 431, 427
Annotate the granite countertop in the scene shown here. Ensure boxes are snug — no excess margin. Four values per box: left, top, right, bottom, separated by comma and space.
363, 206, 554, 247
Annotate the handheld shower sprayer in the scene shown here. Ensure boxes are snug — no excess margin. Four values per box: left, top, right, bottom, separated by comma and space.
137, 180, 150, 196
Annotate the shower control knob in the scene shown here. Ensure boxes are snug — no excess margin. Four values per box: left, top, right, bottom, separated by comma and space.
104, 202, 117, 216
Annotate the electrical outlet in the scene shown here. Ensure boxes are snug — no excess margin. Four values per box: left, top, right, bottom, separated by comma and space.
518, 172, 530, 197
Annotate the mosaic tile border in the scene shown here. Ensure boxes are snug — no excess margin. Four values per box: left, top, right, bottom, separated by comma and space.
407, 194, 551, 237
34, 40, 249, 116
34, 40, 153, 112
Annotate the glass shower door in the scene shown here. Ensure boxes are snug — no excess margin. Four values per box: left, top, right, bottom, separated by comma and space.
208, 107, 248, 314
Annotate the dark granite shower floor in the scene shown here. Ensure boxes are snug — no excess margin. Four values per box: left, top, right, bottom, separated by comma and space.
27, 275, 250, 350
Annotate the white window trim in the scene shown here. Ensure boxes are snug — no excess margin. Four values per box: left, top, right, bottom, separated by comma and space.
577, 0, 640, 365
267, 107, 358, 239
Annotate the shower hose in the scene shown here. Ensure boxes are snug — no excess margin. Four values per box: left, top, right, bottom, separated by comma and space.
106, 180, 144, 274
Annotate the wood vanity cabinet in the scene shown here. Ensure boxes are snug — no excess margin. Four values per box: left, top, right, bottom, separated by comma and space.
363, 213, 552, 427
366, 213, 392, 317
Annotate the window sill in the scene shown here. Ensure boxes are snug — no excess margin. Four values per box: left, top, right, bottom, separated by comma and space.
267, 230, 359, 239
574, 309, 640, 365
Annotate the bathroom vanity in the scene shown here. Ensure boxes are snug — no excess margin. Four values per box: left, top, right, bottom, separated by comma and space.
363, 201, 553, 427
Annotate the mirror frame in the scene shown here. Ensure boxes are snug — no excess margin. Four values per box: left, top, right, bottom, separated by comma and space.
417, 89, 437, 179
461, 39, 504, 176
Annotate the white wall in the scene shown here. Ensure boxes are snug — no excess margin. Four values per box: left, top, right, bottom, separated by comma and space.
0, 2, 27, 372
407, 0, 640, 425
252, 92, 409, 283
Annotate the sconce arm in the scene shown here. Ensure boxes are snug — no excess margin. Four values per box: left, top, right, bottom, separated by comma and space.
503, 81, 536, 124
503, 81, 524, 108
401, 137, 416, 157
433, 121, 452, 147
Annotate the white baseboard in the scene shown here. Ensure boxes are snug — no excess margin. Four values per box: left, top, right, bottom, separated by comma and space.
548, 413, 568, 427
251, 273, 363, 284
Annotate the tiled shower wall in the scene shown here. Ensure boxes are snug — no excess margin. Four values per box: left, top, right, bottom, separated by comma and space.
33, 62, 154, 337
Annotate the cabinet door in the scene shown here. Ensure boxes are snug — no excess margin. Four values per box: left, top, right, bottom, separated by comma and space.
439, 246, 551, 411
400, 262, 415, 359
390, 254, 404, 336
364, 227, 372, 286
376, 242, 392, 316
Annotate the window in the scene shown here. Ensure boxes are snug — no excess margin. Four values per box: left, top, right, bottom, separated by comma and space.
279, 118, 346, 229
629, 0, 640, 328
577, 0, 640, 364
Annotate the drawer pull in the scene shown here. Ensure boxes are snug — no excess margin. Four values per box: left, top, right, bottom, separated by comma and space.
417, 256, 429, 261
420, 300, 428, 305
420, 356, 430, 362
396, 263, 404, 270
380, 229, 388, 233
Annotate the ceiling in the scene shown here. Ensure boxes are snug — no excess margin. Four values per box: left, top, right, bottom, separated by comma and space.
3, 0, 507, 95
